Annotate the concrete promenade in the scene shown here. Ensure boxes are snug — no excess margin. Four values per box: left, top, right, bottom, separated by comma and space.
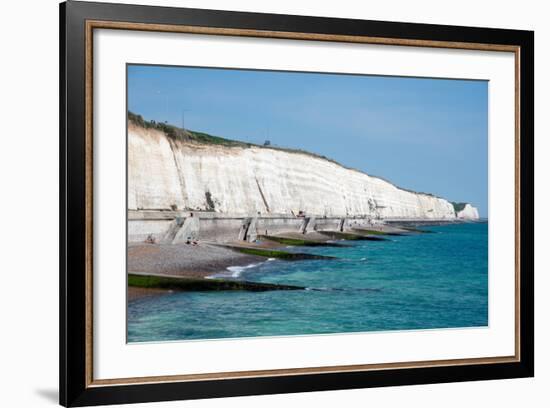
128, 210, 457, 244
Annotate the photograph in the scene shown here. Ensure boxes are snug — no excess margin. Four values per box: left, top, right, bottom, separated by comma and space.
54, 1, 535, 405
126, 65, 488, 343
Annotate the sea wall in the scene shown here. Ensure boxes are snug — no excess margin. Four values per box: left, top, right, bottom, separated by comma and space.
128, 212, 386, 243
128, 211, 311, 243
129, 123, 468, 221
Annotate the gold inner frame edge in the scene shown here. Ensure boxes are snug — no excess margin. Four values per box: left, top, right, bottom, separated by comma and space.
84, 19, 521, 388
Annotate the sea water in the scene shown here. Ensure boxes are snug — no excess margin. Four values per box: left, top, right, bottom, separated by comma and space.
127, 223, 488, 342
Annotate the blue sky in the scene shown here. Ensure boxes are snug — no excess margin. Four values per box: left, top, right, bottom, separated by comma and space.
128, 65, 488, 217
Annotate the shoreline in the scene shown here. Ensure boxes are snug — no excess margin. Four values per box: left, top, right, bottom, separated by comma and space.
128, 222, 488, 341
127, 242, 270, 301
127, 222, 478, 301
127, 242, 267, 279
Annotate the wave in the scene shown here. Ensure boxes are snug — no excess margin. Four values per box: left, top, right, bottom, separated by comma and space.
226, 262, 262, 278
208, 258, 277, 279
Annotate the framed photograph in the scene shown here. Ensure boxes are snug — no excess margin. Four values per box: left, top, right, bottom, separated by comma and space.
60, 1, 534, 406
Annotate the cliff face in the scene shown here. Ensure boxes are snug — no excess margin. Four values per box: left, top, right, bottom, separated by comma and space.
128, 122, 475, 220
456, 203, 480, 220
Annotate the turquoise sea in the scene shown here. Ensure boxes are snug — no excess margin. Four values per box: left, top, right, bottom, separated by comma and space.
127, 223, 488, 342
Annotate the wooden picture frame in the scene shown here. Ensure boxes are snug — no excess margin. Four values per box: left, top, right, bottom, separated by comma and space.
60, 1, 534, 406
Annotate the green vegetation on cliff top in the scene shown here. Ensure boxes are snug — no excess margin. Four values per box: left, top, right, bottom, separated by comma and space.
129, 111, 249, 147
451, 202, 468, 213
128, 111, 343, 165
128, 111, 447, 201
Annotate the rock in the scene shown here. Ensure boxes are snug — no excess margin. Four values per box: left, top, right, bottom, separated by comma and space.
128, 121, 475, 221
456, 203, 480, 220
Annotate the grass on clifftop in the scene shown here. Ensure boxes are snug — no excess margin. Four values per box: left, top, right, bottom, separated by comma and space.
128, 110, 450, 201
129, 111, 250, 147
128, 111, 344, 165
452, 202, 468, 213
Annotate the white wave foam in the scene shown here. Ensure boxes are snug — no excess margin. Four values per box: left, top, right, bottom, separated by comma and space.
207, 257, 278, 279
226, 262, 263, 278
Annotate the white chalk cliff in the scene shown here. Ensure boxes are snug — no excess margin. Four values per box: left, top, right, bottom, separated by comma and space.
456, 203, 480, 220
128, 121, 479, 220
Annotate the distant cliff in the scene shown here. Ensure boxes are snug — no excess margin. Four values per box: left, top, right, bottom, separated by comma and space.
128, 117, 479, 221
456, 203, 480, 220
